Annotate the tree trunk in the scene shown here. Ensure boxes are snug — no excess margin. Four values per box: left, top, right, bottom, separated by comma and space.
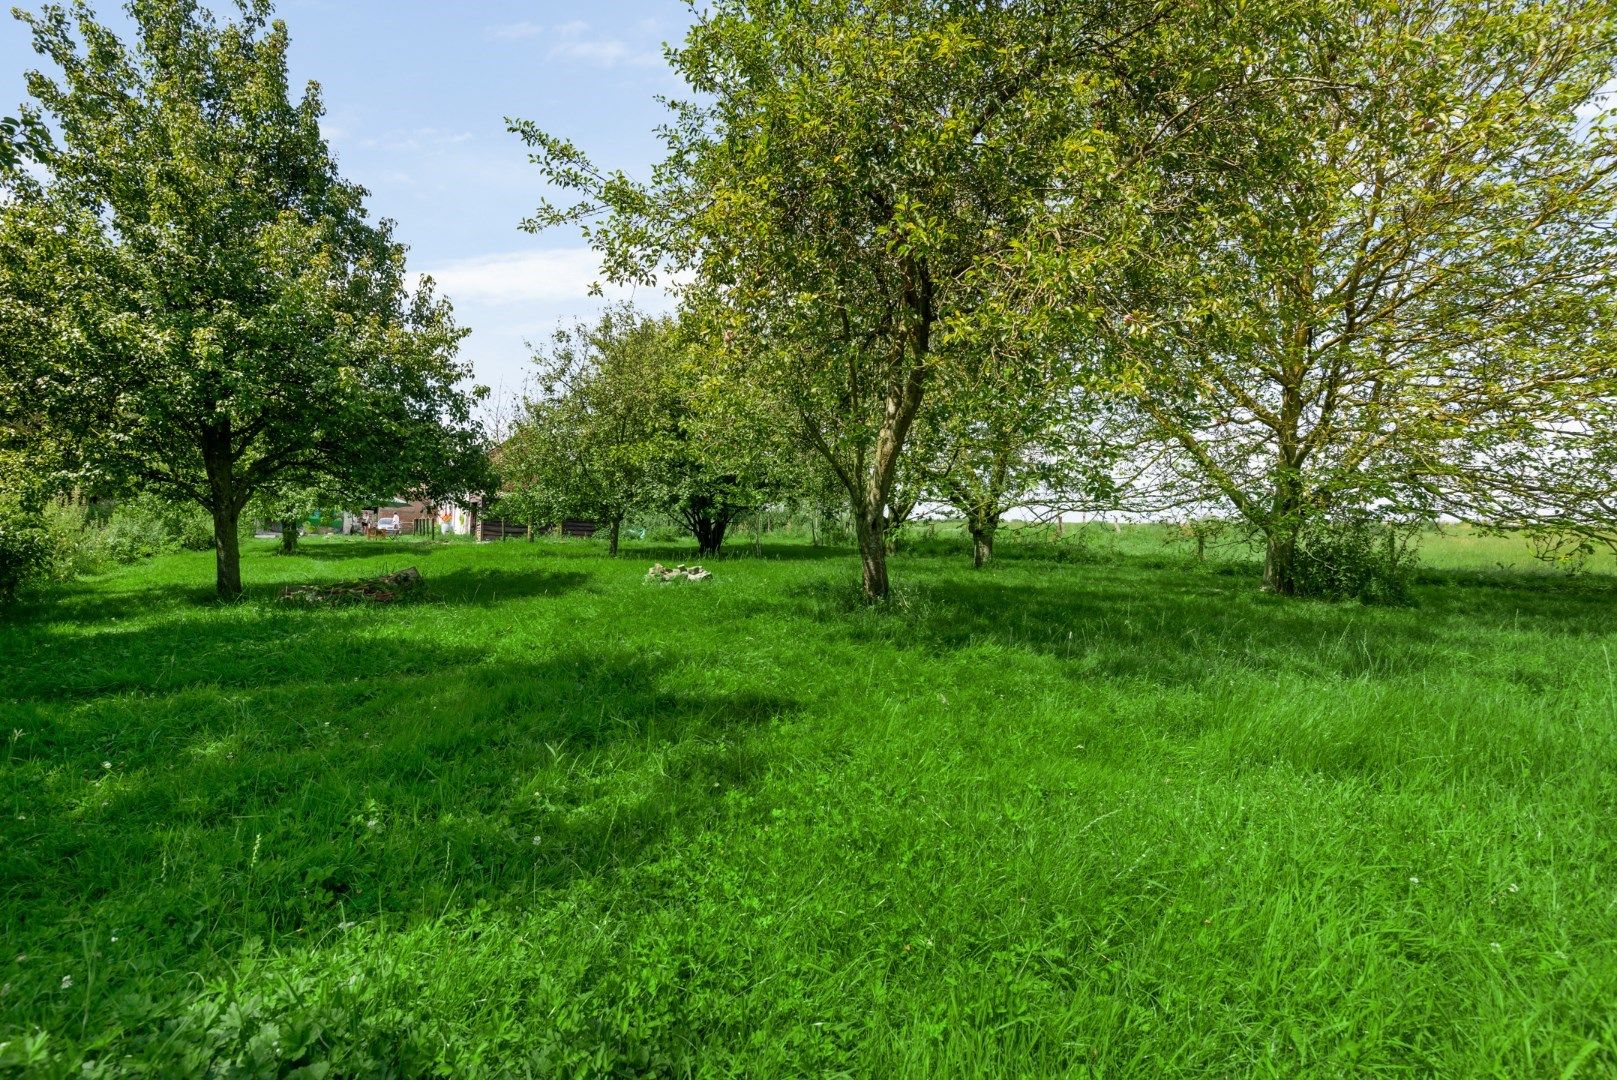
692, 514, 729, 558
1264, 451, 1305, 595
278, 518, 300, 554
1263, 527, 1299, 595
970, 523, 996, 568
802, 265, 928, 601
608, 517, 621, 556
1267, 309, 1311, 596
202, 427, 245, 600
854, 510, 890, 599
213, 504, 242, 599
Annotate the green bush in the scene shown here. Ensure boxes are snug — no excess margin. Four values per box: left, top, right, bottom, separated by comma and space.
101, 506, 173, 563
641, 522, 690, 543
39, 499, 110, 578
0, 495, 223, 601
172, 508, 217, 551
1294, 511, 1420, 604
0, 508, 49, 604
101, 496, 215, 563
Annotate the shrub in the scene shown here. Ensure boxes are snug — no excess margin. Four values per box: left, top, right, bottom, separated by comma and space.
636, 521, 689, 544
39, 499, 109, 578
101, 495, 215, 563
101, 505, 173, 563
0, 509, 49, 604
0, 495, 225, 602
172, 508, 217, 551
1294, 512, 1420, 604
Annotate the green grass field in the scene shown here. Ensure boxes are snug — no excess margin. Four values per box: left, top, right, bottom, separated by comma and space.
2, 529, 1615, 1076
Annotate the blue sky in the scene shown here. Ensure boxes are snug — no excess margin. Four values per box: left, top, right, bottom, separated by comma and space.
0, 1, 694, 406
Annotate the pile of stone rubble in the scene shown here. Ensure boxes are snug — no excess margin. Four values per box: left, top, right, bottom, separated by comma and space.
645, 562, 713, 583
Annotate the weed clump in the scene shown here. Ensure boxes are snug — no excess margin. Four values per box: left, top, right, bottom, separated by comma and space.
1294, 513, 1420, 604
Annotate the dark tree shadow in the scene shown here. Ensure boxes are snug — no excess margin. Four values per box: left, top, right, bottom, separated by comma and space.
284, 540, 454, 562
5, 560, 589, 631
422, 569, 590, 606
625, 541, 853, 563
21, 579, 225, 623
1, 607, 491, 702
2, 649, 797, 975
786, 558, 1617, 687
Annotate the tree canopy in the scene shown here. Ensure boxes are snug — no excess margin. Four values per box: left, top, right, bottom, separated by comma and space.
2, 0, 483, 597
1109, 0, 1617, 592
500, 306, 791, 557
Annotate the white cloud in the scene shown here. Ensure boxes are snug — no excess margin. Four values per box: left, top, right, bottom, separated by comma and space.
550, 39, 627, 64
358, 128, 475, 152
548, 39, 665, 69
415, 252, 684, 390
521, 18, 666, 68
418, 248, 626, 306
487, 21, 544, 41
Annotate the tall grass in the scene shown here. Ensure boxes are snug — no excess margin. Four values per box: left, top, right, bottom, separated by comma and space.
1, 532, 1613, 1075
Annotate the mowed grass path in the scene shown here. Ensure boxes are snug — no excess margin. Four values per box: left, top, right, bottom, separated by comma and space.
1, 534, 1614, 1075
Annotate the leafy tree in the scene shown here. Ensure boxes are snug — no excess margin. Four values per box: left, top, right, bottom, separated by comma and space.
503, 306, 793, 559
501, 307, 671, 555
654, 354, 794, 558
249, 480, 351, 554
1112, 0, 1617, 594
4, 0, 479, 598
772, 446, 847, 547
0, 164, 108, 514
0, 492, 49, 605
513, 0, 1179, 599
916, 328, 1123, 567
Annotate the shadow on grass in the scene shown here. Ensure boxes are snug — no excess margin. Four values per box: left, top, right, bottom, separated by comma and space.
0, 610, 488, 703
607, 541, 855, 564
284, 540, 456, 562
58, 577, 223, 611
0, 572, 590, 704
789, 557, 1617, 686
0, 650, 795, 972
422, 568, 591, 606
7, 562, 589, 635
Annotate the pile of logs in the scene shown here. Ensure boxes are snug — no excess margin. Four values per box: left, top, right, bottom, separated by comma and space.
278, 566, 424, 605
645, 562, 713, 583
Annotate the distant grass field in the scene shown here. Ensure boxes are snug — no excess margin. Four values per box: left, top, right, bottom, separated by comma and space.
2, 528, 1615, 1076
